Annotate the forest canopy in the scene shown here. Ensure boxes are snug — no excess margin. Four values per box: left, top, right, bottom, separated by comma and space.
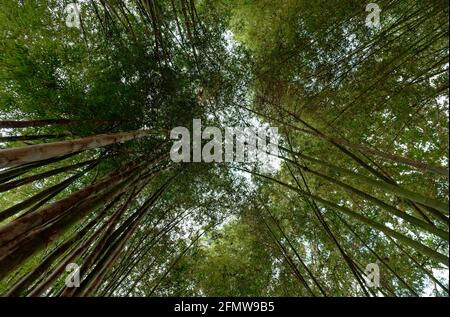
0, 0, 448, 297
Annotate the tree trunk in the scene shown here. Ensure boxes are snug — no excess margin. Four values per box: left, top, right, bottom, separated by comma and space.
0, 119, 79, 129
0, 130, 148, 169
0, 159, 98, 193
0, 134, 71, 142
241, 168, 449, 266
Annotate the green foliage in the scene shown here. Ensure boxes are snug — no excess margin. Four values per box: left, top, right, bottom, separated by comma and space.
0, 0, 448, 297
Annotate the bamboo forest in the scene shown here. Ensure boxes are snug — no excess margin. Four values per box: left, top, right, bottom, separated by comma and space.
0, 0, 448, 298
